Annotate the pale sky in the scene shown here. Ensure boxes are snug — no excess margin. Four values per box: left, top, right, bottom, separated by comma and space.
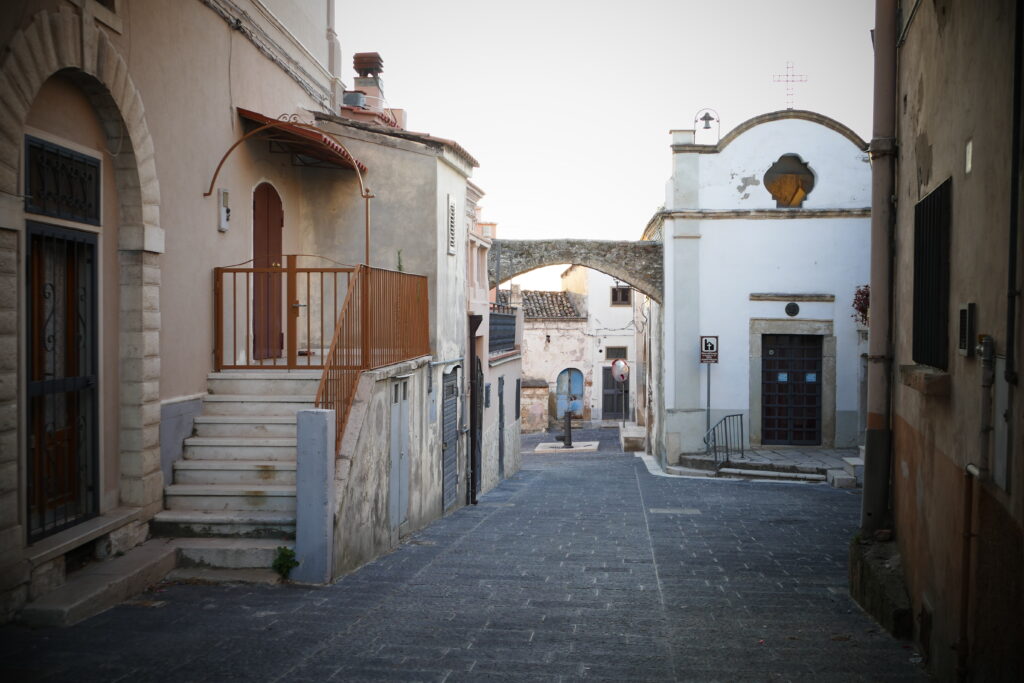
339, 0, 875, 289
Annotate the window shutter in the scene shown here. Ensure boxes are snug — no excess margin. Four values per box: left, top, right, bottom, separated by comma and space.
447, 194, 457, 256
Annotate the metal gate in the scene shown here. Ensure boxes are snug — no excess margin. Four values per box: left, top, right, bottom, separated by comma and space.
441, 371, 459, 511
761, 334, 823, 445
601, 366, 629, 419
26, 224, 99, 542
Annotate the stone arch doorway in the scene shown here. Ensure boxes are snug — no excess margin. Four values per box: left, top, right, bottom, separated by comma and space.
0, 10, 164, 527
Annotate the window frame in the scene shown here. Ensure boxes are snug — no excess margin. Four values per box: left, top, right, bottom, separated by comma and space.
610, 286, 632, 306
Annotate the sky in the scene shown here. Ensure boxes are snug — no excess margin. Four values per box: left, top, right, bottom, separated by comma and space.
338, 0, 876, 289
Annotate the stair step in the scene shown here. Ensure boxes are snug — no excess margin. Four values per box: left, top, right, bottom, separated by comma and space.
152, 509, 295, 539
201, 394, 316, 416
827, 468, 858, 489
173, 459, 296, 485
165, 567, 282, 585
183, 436, 297, 460
193, 415, 297, 438
18, 539, 176, 627
717, 467, 827, 482
171, 538, 294, 569
207, 371, 322, 397
165, 484, 296, 511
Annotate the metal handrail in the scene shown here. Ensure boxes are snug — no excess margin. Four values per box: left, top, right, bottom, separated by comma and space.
314, 265, 430, 454
703, 413, 745, 467
213, 255, 355, 370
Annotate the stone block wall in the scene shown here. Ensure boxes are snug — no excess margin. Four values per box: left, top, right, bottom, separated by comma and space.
0, 227, 23, 621
520, 380, 549, 433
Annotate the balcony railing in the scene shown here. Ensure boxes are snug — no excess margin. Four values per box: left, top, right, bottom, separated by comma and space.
489, 303, 517, 354
315, 265, 430, 453
214, 255, 355, 370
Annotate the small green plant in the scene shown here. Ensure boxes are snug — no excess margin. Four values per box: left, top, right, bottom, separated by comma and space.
396, 249, 404, 272
272, 546, 299, 579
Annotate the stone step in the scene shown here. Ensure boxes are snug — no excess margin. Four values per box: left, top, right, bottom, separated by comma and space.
843, 456, 865, 481
151, 509, 295, 539
676, 453, 721, 471
827, 468, 858, 489
164, 567, 282, 585
171, 538, 294, 569
173, 459, 296, 485
182, 436, 297, 460
18, 539, 176, 627
201, 394, 316, 416
717, 467, 827, 482
206, 370, 322, 397
164, 484, 296, 512
192, 415, 297, 438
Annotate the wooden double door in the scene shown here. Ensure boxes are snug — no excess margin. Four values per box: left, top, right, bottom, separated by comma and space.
761, 334, 823, 445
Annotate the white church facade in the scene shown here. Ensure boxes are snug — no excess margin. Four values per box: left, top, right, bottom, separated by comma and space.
639, 110, 871, 463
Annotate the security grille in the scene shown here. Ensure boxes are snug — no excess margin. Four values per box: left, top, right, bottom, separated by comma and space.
912, 179, 951, 370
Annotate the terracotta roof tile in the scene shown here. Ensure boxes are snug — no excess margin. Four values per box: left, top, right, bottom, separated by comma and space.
498, 290, 583, 320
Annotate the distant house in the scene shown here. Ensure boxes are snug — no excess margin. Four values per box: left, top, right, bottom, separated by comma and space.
503, 288, 588, 430
639, 110, 871, 463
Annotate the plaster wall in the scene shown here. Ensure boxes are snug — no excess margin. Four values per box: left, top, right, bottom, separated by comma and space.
887, 2, 1023, 679
520, 385, 548, 433
695, 119, 870, 210
519, 319, 590, 424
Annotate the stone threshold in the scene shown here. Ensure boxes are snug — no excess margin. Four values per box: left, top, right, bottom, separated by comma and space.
25, 507, 143, 569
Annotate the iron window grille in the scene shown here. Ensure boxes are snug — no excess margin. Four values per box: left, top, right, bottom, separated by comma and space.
605, 346, 628, 360
25, 136, 101, 226
611, 286, 632, 306
912, 179, 952, 370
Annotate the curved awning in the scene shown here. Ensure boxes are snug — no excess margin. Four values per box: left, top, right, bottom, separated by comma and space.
236, 108, 368, 173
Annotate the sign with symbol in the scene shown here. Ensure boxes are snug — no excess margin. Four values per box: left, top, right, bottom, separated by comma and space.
611, 359, 630, 382
700, 336, 719, 363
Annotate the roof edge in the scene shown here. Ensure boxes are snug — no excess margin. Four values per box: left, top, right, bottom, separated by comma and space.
672, 110, 868, 154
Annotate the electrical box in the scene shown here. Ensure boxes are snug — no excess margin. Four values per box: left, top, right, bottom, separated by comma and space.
958, 303, 975, 356
217, 188, 230, 232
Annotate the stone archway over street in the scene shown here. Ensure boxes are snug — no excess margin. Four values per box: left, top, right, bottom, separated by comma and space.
488, 239, 663, 303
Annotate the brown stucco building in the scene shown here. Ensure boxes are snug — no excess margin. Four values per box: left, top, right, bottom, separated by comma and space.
858, 2, 1024, 680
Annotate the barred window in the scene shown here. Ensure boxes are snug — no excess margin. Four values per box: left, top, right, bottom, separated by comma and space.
25, 136, 101, 226
912, 179, 951, 370
611, 286, 631, 306
605, 346, 628, 360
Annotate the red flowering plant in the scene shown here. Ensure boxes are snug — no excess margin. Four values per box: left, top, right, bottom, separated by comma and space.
851, 284, 870, 326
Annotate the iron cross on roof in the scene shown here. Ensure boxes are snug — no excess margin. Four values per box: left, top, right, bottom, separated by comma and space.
772, 61, 808, 109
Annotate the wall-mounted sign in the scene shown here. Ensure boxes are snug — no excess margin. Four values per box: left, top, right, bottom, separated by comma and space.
700, 336, 719, 363
611, 359, 630, 382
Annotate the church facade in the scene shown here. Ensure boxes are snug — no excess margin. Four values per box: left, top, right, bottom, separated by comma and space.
639, 110, 871, 463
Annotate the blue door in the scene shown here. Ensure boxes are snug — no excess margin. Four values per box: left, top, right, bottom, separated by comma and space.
555, 368, 584, 419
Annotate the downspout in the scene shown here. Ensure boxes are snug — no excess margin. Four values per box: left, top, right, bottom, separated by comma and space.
862, 0, 899, 532
1006, 0, 1022, 389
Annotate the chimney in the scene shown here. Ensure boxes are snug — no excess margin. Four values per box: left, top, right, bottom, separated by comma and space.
510, 284, 523, 307
353, 52, 384, 110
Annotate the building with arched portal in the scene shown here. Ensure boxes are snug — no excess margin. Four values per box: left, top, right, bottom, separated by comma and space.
0, 0, 508, 622
640, 110, 871, 464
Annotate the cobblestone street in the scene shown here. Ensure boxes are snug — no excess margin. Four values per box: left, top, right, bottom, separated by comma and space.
2, 430, 927, 682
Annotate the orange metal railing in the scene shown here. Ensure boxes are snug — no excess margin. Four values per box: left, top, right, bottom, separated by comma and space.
314, 265, 430, 453
213, 255, 356, 370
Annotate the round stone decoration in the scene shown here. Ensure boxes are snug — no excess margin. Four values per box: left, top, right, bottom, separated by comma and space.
785, 302, 800, 317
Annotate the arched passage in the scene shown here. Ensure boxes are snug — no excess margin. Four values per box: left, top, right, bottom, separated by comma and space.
0, 10, 164, 517
488, 239, 663, 303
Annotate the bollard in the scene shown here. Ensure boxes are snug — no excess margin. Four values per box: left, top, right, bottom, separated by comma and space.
563, 409, 573, 448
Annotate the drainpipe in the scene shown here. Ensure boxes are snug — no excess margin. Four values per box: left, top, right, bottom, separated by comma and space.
861, 0, 898, 532
1007, 0, 1022, 392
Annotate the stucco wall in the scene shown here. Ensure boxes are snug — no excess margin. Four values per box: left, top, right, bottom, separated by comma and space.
520, 319, 590, 424
520, 384, 548, 433
888, 2, 1023, 679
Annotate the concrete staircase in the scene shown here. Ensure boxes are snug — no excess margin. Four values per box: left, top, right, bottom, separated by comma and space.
152, 370, 322, 572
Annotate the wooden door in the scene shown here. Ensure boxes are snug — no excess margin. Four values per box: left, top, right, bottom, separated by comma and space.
26, 224, 98, 542
602, 366, 629, 419
497, 376, 505, 478
253, 183, 283, 360
761, 334, 823, 445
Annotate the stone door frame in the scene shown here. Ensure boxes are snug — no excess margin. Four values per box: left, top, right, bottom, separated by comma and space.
748, 318, 836, 448
0, 8, 165, 538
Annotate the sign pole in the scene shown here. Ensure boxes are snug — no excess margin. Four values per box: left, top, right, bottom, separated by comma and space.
706, 362, 711, 435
